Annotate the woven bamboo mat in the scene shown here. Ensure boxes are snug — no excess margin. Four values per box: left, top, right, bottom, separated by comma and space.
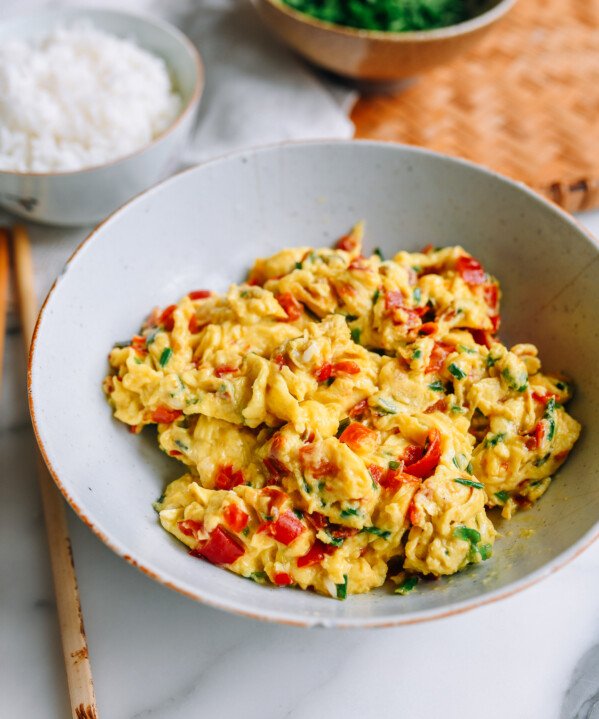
351, 0, 599, 212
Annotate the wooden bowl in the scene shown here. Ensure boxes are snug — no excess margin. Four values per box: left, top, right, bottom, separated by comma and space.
253, 0, 517, 81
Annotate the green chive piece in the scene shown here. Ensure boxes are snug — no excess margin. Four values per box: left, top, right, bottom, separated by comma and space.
458, 344, 476, 354
485, 432, 506, 448
395, 576, 418, 595
495, 490, 509, 503
453, 478, 484, 489
534, 452, 551, 467
428, 380, 446, 392
388, 460, 401, 470
336, 574, 348, 600
295, 261, 303, 270
249, 571, 268, 583
372, 288, 380, 304
360, 526, 391, 540
478, 544, 493, 561
174, 439, 189, 452
159, 347, 173, 367
373, 247, 384, 261
340, 507, 360, 518
336, 417, 351, 438
413, 287, 422, 304
376, 397, 398, 414
412, 348, 422, 360
351, 327, 362, 344
293, 508, 304, 519
448, 362, 467, 380
453, 525, 481, 545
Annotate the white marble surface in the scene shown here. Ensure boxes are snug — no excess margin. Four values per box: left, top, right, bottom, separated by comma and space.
1, 1, 599, 718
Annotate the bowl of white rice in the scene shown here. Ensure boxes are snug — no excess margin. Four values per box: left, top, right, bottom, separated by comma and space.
0, 8, 203, 226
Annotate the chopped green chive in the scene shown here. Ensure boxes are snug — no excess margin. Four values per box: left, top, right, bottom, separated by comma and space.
395, 576, 418, 595
372, 288, 380, 304
340, 507, 360, 518
413, 287, 422, 304
495, 490, 509, 503
241, 527, 250, 536
428, 380, 446, 392
534, 452, 551, 467
388, 460, 401, 470
249, 571, 268, 583
360, 526, 391, 540
485, 432, 506, 448
336, 574, 348, 600
450, 405, 465, 414
556, 381, 566, 390
376, 397, 399, 414
448, 362, 467, 380
174, 439, 189, 452
373, 247, 384, 261
544, 397, 557, 441
453, 525, 482, 545
486, 353, 498, 367
412, 348, 422, 360
336, 417, 351, 438
293, 508, 304, 519
458, 344, 476, 354
295, 261, 303, 270
453, 477, 484, 489
159, 347, 173, 367
502, 367, 528, 392
351, 327, 362, 344
326, 377, 335, 387
478, 544, 493, 561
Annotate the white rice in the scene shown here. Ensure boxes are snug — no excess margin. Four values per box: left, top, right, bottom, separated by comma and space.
0, 21, 183, 173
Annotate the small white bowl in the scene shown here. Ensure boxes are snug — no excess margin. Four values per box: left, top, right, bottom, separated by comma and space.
29, 141, 599, 627
0, 8, 204, 227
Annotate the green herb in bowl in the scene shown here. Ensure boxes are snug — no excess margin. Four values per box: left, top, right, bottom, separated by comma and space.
282, 0, 488, 32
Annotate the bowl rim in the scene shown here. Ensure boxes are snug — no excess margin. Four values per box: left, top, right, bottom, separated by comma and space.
27, 139, 599, 628
258, 0, 518, 42
0, 7, 204, 179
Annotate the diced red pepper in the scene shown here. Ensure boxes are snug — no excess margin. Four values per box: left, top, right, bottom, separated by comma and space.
532, 391, 559, 404
490, 314, 501, 333
348, 257, 369, 271
131, 335, 147, 355
419, 322, 438, 336
169, 450, 182, 456
160, 304, 177, 331
274, 572, 294, 586
188, 289, 212, 300
332, 360, 360, 375
425, 398, 448, 414
297, 540, 336, 568
305, 511, 328, 531
262, 486, 288, 513
188, 315, 200, 334
404, 429, 442, 479
309, 459, 338, 479
222, 504, 249, 533
270, 511, 305, 545
426, 342, 452, 374
128, 424, 138, 434
214, 465, 244, 491
327, 525, 359, 539
336, 232, 360, 253
273, 353, 287, 370
408, 500, 422, 525
380, 470, 420, 492
483, 283, 499, 313
421, 243, 433, 254
533, 421, 546, 449
338, 422, 376, 453
214, 365, 238, 378
471, 329, 494, 348
314, 363, 333, 382
402, 444, 424, 465
178, 519, 203, 538
554, 450, 569, 462
456, 255, 486, 285
263, 457, 290, 484
367, 464, 386, 485
349, 398, 369, 418
151, 406, 183, 424
198, 526, 245, 565
276, 292, 302, 321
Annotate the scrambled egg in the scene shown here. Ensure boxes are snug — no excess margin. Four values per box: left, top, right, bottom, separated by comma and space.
104, 224, 581, 598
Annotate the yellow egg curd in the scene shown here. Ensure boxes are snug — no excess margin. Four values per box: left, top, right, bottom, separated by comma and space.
104, 224, 580, 599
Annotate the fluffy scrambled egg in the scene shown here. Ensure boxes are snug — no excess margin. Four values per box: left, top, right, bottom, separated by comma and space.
104, 224, 581, 598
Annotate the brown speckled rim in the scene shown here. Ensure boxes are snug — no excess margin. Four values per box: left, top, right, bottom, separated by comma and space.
28, 139, 599, 628
259, 0, 517, 42
0, 8, 204, 178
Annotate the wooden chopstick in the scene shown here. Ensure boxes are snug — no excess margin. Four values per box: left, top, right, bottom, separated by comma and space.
11, 225, 99, 719
0, 228, 8, 395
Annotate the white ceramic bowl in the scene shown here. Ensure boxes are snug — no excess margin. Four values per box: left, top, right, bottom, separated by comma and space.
29, 141, 599, 627
0, 8, 203, 227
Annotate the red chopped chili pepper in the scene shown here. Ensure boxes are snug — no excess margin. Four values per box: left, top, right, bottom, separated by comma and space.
339, 422, 376, 453
131, 335, 147, 354
490, 315, 501, 333
533, 421, 546, 449
554, 450, 569, 461
270, 511, 305, 545
274, 572, 294, 586
402, 444, 424, 465
404, 429, 442, 478
128, 424, 138, 434
273, 353, 287, 369
151, 406, 183, 424
188, 290, 212, 300
471, 329, 494, 348
349, 398, 369, 418
408, 501, 422, 525
305, 511, 328, 531
380, 470, 420, 492
222, 504, 249, 533
426, 342, 452, 374
188, 315, 200, 334
332, 360, 360, 375
297, 540, 336, 568
262, 486, 288, 513
532, 391, 559, 404
276, 292, 302, 321
385, 290, 405, 311
425, 398, 448, 414
327, 525, 359, 539
169, 450, 182, 457
419, 322, 437, 336
178, 519, 203, 538
263, 457, 289, 484
348, 257, 369, 271
160, 304, 177, 331
456, 256, 486, 285
214, 365, 238, 378
367, 464, 386, 485
214, 465, 244, 491
314, 363, 332, 382
336, 232, 360, 253
197, 526, 245, 565
483, 283, 499, 313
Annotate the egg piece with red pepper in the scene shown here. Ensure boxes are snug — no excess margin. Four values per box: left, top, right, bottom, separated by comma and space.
105, 227, 581, 598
